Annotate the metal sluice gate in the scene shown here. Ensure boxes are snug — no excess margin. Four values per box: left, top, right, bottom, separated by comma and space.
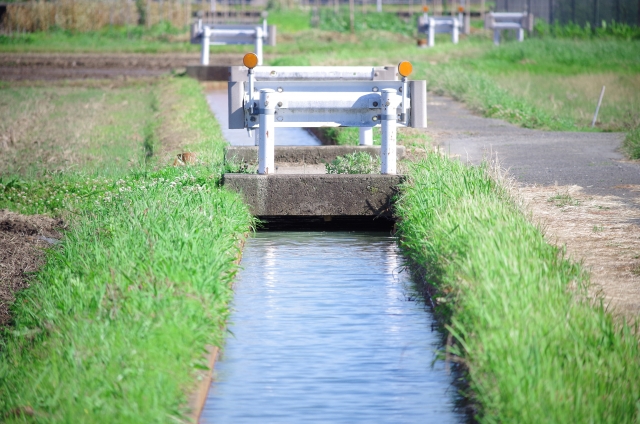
227, 54, 427, 175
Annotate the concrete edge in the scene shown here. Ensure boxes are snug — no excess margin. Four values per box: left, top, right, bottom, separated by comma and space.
187, 345, 219, 424
186, 237, 246, 423
225, 145, 406, 165
186, 65, 231, 81
223, 173, 405, 217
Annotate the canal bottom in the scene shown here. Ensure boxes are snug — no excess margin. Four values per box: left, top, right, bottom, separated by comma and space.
201, 231, 464, 424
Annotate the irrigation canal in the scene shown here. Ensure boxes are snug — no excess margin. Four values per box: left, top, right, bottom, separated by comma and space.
200, 232, 464, 423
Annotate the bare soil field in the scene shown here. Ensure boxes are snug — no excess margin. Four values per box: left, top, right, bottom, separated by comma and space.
0, 210, 63, 327
0, 52, 243, 80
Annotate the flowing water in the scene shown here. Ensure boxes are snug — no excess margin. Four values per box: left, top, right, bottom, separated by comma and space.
201, 232, 464, 424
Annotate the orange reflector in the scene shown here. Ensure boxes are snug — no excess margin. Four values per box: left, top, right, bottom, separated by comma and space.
398, 61, 413, 78
458, 6, 465, 12
422, 5, 429, 12
243, 53, 259, 69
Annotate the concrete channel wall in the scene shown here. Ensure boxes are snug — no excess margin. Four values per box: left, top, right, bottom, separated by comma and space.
223, 173, 404, 217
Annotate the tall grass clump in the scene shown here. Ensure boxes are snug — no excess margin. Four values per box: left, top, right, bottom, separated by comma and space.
534, 20, 640, 41
395, 155, 640, 423
622, 125, 640, 159
0, 168, 253, 423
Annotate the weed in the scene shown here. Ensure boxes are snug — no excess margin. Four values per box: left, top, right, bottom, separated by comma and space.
325, 151, 380, 174
547, 193, 581, 207
224, 156, 254, 174
593, 225, 604, 233
622, 126, 640, 160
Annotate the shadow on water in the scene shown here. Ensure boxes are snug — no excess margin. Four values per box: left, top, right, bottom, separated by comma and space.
201, 231, 474, 424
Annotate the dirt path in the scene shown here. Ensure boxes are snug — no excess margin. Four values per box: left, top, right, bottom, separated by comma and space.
428, 95, 640, 320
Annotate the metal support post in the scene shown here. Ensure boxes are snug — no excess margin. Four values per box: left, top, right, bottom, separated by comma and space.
493, 28, 500, 45
381, 89, 397, 175
452, 18, 459, 43
258, 89, 275, 175
376, 0, 382, 12
400, 76, 408, 125
428, 18, 435, 47
359, 127, 373, 145
518, 27, 524, 41
255, 26, 263, 65
248, 68, 255, 113
201, 27, 210, 65
247, 66, 257, 142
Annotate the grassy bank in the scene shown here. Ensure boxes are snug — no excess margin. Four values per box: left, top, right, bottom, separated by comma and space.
419, 38, 640, 132
395, 155, 640, 423
0, 77, 254, 422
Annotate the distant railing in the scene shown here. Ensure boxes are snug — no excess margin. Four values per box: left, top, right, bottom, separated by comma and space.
485, 11, 534, 44
191, 20, 276, 65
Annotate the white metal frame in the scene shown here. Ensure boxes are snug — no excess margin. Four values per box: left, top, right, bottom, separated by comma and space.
191, 20, 276, 65
485, 12, 534, 45
418, 13, 464, 47
229, 66, 427, 175
228, 65, 398, 147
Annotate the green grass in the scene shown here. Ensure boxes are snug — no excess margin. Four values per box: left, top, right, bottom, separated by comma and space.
395, 155, 640, 423
325, 151, 380, 174
267, 9, 311, 33
319, 9, 416, 37
418, 38, 640, 132
622, 125, 640, 159
0, 77, 255, 422
314, 127, 430, 148
0, 23, 198, 53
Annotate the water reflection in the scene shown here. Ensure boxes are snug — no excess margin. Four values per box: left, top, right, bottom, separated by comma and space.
201, 232, 463, 424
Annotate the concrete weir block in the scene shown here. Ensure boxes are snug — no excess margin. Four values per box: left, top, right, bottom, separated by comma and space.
223, 174, 405, 217
226, 145, 406, 165
186, 65, 230, 81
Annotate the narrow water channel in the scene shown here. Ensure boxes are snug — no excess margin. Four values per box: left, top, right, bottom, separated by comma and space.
201, 232, 463, 423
